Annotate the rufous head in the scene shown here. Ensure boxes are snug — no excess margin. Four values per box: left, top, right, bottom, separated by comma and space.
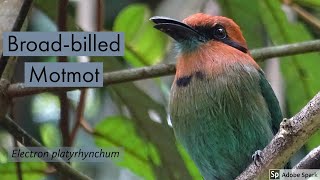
150, 13, 248, 54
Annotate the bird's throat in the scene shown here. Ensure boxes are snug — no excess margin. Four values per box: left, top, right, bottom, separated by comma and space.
175, 39, 202, 53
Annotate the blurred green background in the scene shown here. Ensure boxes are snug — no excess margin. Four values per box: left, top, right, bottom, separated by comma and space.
1, 0, 320, 179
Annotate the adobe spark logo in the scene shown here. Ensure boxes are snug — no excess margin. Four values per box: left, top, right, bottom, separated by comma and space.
269, 169, 280, 180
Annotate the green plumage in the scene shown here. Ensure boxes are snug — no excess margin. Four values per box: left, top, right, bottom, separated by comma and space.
169, 62, 283, 179
258, 70, 283, 133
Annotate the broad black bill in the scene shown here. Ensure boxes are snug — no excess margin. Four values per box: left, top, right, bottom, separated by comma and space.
150, 16, 203, 42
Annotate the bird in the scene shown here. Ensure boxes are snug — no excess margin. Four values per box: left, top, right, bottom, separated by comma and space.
150, 13, 283, 179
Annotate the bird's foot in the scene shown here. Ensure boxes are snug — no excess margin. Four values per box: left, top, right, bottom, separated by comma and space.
252, 150, 262, 166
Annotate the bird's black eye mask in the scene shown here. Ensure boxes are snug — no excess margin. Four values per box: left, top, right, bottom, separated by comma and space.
193, 24, 248, 53
150, 16, 247, 53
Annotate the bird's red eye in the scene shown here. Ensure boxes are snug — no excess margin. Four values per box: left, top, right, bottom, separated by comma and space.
214, 26, 227, 39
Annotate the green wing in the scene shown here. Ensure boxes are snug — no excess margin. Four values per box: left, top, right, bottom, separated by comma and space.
258, 70, 283, 134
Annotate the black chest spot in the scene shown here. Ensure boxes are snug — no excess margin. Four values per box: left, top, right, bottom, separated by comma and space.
195, 71, 205, 80
176, 75, 192, 87
176, 71, 206, 87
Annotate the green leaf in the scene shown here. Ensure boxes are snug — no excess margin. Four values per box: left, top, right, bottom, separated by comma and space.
113, 4, 169, 66
0, 148, 8, 163
0, 162, 46, 180
39, 123, 61, 148
306, 131, 320, 150
218, 0, 264, 48
260, 0, 320, 150
177, 144, 202, 180
94, 116, 156, 180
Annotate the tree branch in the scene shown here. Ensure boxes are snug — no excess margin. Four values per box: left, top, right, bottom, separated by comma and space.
250, 39, 320, 60
0, 116, 92, 180
57, 0, 70, 149
69, 89, 87, 146
236, 92, 320, 179
0, 57, 17, 118
13, 139, 23, 180
0, 0, 33, 77
7, 39, 320, 98
293, 145, 320, 169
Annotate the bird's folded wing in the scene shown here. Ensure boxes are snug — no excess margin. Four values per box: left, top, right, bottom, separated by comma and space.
258, 69, 283, 134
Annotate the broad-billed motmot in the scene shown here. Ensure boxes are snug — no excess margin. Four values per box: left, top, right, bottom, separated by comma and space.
150, 13, 283, 179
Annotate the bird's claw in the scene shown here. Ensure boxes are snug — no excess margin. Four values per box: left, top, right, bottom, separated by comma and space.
252, 150, 262, 166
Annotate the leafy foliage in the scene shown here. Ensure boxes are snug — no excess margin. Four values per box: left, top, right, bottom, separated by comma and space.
217, 0, 264, 48
94, 116, 157, 180
0, 162, 46, 180
34, 2, 193, 179
113, 4, 169, 66
40, 123, 61, 148
259, 0, 320, 150
94, 56, 195, 179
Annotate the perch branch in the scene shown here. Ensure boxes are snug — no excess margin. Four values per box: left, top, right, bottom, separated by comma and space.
7, 39, 320, 98
250, 39, 320, 60
236, 92, 320, 179
293, 146, 320, 169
